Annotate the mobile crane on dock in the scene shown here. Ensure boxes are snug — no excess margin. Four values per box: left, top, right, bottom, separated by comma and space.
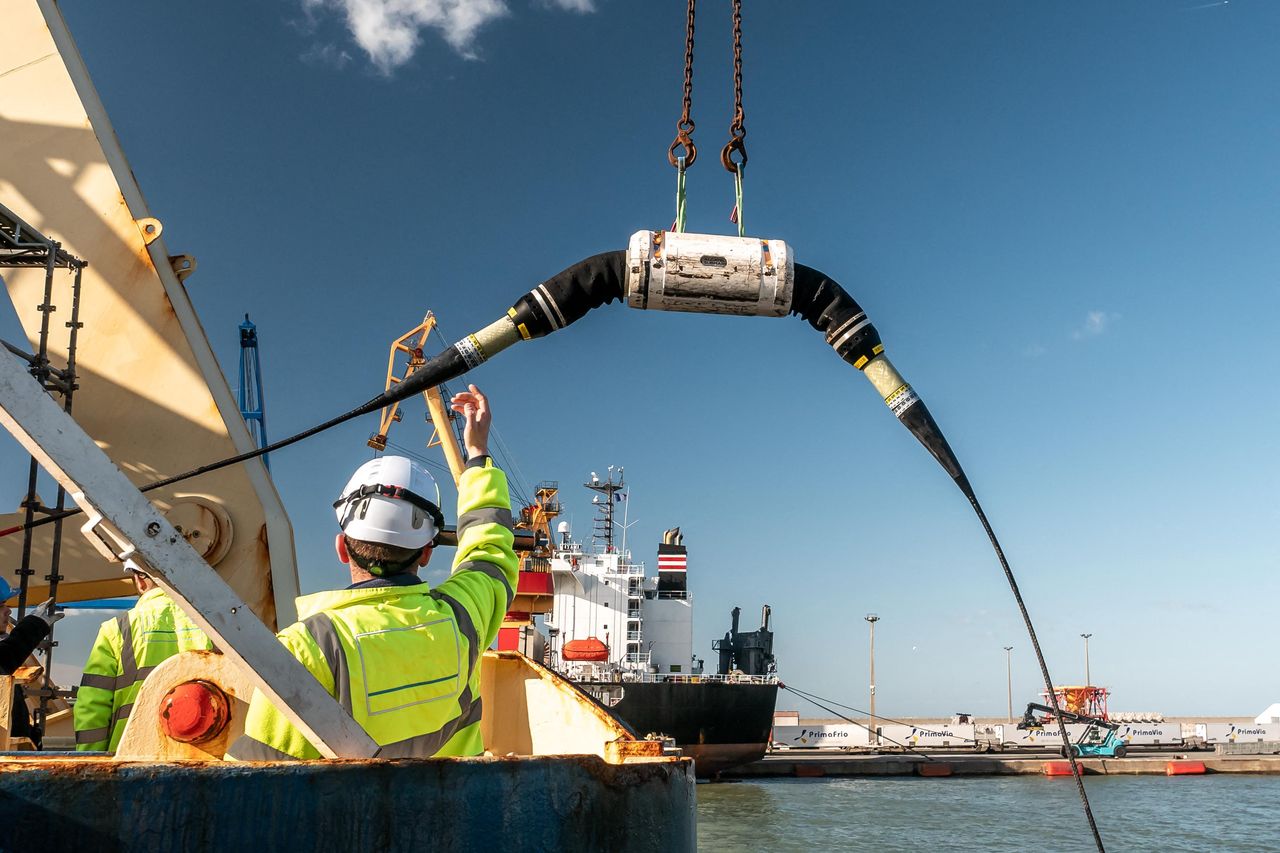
1018, 703, 1128, 759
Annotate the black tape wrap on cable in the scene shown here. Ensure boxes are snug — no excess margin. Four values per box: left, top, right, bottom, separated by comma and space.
791, 263, 884, 368
509, 251, 627, 340
378, 251, 624, 409
368, 346, 469, 410
791, 263, 970, 491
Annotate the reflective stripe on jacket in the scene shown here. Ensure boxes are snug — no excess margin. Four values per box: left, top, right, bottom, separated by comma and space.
228, 458, 518, 761
73, 587, 213, 751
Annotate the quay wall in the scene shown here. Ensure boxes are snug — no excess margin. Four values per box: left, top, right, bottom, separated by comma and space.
725, 754, 1280, 780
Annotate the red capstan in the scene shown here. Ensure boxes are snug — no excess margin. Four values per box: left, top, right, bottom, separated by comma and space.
159, 680, 231, 744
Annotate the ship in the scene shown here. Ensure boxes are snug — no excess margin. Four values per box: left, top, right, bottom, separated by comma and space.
497, 468, 780, 778
0, 3, 694, 847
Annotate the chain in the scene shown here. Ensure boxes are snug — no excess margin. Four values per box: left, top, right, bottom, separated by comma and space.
719, 0, 746, 172
668, 0, 698, 168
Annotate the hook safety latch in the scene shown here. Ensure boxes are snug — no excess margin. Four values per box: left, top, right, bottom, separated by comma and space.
668, 127, 698, 169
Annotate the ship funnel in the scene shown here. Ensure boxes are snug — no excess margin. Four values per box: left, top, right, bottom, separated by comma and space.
761, 605, 771, 632
730, 607, 741, 634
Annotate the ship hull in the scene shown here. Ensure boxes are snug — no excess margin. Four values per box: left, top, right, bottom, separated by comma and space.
580, 680, 779, 777
0, 755, 695, 851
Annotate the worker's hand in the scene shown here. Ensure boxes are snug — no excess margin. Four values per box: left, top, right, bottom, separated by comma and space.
450, 384, 491, 459
31, 598, 64, 628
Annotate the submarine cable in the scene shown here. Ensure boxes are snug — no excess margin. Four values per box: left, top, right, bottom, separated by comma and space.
966, 494, 1107, 850
2, 233, 1109, 848
0, 251, 627, 540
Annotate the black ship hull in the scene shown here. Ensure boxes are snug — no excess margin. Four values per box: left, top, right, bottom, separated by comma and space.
578, 680, 778, 778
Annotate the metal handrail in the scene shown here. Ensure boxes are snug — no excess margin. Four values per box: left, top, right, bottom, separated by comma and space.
638, 672, 776, 685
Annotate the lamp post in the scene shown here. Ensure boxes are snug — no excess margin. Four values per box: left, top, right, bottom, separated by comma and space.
1004, 646, 1014, 723
1081, 633, 1093, 686
865, 614, 880, 746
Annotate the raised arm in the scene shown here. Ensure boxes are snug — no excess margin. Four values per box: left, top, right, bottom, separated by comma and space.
433, 385, 518, 645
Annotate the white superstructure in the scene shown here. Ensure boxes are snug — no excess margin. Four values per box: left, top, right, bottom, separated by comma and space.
540, 470, 698, 684
545, 540, 696, 681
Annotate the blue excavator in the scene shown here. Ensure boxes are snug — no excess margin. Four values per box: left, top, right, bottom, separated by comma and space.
1018, 703, 1129, 758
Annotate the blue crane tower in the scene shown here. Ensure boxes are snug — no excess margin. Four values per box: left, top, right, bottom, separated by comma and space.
238, 313, 269, 468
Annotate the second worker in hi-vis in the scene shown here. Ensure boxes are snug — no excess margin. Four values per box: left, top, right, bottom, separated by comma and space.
227, 384, 518, 760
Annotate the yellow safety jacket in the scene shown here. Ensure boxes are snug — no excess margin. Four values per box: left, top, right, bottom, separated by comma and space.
74, 587, 213, 751
227, 458, 518, 761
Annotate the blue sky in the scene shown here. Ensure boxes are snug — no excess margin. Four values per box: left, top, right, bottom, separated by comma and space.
5, 0, 1278, 717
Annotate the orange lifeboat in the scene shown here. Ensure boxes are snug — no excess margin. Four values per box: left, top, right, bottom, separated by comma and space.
562, 637, 609, 662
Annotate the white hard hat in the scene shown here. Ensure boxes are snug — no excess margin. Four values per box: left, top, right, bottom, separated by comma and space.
123, 558, 149, 577
333, 456, 442, 549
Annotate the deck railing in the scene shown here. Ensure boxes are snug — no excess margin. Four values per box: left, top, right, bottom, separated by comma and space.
635, 672, 777, 685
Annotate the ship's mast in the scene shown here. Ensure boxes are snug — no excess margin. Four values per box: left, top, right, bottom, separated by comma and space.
584, 467, 624, 553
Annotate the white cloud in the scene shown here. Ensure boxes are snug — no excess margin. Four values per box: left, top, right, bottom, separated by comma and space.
538, 0, 595, 10
300, 42, 355, 69
1073, 310, 1119, 340
302, 0, 594, 74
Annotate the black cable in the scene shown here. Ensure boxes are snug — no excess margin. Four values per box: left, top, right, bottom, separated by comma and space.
432, 326, 534, 507
792, 263, 1105, 850
3, 250, 627, 542
967, 493, 1106, 852
1, 247, 1107, 853
3, 406, 352, 536
1, 349, 467, 538
790, 264, 1106, 849
779, 684, 935, 762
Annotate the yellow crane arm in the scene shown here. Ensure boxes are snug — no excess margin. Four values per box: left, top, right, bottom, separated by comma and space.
368, 312, 466, 486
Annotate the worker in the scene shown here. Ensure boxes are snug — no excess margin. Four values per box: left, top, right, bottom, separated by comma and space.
227, 384, 517, 760
0, 597, 62, 675
0, 597, 62, 749
74, 562, 213, 751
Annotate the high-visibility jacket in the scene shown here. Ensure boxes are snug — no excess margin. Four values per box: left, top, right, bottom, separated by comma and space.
227, 457, 518, 761
74, 587, 213, 751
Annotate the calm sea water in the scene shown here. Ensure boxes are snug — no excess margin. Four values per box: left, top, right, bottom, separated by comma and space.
697, 775, 1280, 852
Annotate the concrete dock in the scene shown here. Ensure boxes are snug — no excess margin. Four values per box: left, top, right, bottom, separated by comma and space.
722, 750, 1280, 779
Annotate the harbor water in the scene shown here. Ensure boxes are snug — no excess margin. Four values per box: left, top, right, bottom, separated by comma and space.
697, 776, 1280, 851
